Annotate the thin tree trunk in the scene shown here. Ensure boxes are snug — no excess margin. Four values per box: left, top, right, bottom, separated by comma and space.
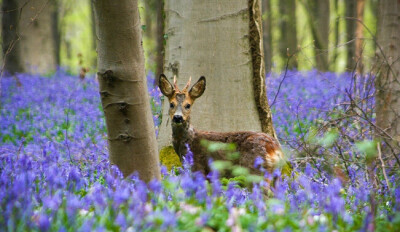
262, 0, 272, 73
155, 0, 164, 85
158, 0, 278, 149
307, 0, 330, 71
375, 0, 400, 156
94, 0, 161, 181
51, 0, 60, 66
354, 0, 365, 74
1, 0, 23, 74
278, 0, 297, 69
332, 0, 340, 71
90, 0, 97, 68
345, 0, 357, 71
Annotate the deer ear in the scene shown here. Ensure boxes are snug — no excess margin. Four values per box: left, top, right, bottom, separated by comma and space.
189, 76, 206, 99
159, 74, 175, 97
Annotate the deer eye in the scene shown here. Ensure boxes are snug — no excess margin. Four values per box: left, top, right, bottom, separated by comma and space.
170, 103, 175, 108
185, 104, 191, 109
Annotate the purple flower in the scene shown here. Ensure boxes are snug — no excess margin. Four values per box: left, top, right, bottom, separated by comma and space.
38, 213, 50, 232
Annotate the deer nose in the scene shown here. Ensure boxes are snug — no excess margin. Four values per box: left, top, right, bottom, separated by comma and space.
173, 115, 184, 123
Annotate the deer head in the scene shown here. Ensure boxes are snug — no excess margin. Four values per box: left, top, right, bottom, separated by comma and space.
159, 74, 206, 125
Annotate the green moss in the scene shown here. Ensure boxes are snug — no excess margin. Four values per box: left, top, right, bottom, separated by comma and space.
159, 146, 182, 171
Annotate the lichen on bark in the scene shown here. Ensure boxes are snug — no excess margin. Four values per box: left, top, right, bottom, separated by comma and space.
248, 0, 278, 140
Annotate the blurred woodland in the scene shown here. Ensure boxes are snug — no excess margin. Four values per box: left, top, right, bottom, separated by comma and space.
0, 0, 378, 75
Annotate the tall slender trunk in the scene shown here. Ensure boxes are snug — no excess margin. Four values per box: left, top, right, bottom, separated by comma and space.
354, 0, 365, 74
278, 0, 297, 69
1, 0, 57, 74
158, 0, 278, 149
1, 0, 23, 74
346, 0, 366, 74
90, 0, 97, 69
345, 0, 357, 71
155, 0, 164, 85
94, 0, 161, 181
51, 0, 60, 66
307, 0, 330, 71
262, 0, 272, 73
375, 0, 400, 156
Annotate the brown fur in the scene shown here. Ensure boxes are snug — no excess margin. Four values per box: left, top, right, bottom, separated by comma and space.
159, 74, 283, 176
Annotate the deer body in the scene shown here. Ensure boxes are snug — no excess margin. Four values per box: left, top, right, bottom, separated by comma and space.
160, 74, 283, 176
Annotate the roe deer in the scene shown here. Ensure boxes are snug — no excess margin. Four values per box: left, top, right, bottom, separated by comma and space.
159, 74, 283, 176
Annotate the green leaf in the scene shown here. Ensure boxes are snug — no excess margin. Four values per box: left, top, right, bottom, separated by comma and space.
211, 160, 232, 171
246, 175, 264, 183
318, 128, 339, 147
232, 166, 249, 176
355, 140, 377, 162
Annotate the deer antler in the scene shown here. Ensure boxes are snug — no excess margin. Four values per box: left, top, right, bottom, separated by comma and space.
183, 76, 192, 92
173, 75, 179, 91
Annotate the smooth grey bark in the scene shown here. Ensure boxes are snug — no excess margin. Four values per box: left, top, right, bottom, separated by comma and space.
262, 0, 272, 73
158, 0, 277, 149
1, 0, 57, 74
375, 0, 400, 155
278, 0, 297, 69
94, 0, 161, 181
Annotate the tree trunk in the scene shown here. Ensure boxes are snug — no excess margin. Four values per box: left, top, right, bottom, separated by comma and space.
51, 0, 60, 66
158, 0, 277, 149
346, 0, 365, 74
94, 0, 161, 181
307, 0, 330, 71
1, 0, 24, 74
345, 0, 357, 71
262, 0, 272, 73
155, 0, 164, 85
354, 0, 365, 74
90, 0, 97, 69
1, 0, 57, 74
375, 0, 400, 156
278, 0, 297, 69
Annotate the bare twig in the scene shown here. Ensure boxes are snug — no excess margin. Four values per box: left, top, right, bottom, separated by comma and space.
270, 51, 297, 107
377, 142, 390, 190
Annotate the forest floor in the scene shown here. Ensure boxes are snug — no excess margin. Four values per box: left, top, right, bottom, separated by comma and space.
0, 70, 399, 231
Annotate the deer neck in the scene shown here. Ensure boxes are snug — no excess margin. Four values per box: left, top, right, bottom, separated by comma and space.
171, 120, 195, 160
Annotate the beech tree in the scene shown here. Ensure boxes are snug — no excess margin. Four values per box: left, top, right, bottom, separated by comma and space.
2, 0, 58, 74
345, 0, 365, 73
305, 0, 330, 71
375, 0, 400, 155
158, 0, 278, 149
93, 0, 161, 181
262, 0, 272, 73
278, 0, 297, 69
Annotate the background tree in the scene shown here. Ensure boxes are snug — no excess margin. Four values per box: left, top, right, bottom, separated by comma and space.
278, 0, 297, 69
375, 0, 400, 156
155, 0, 164, 85
93, 0, 161, 181
346, 0, 366, 73
158, 0, 277, 149
345, 0, 357, 71
304, 0, 330, 71
2, 0, 58, 74
262, 0, 272, 73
